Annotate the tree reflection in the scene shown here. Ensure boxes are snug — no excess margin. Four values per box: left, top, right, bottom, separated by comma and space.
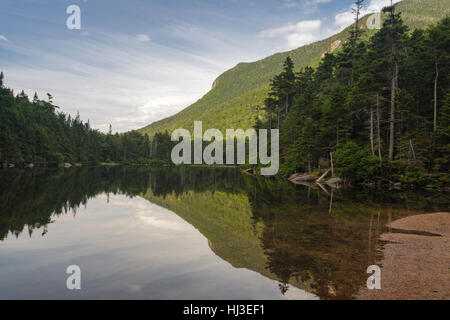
0, 167, 245, 240
244, 175, 447, 299
0, 167, 446, 299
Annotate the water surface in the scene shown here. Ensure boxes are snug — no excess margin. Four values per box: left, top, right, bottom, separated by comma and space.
0, 167, 447, 299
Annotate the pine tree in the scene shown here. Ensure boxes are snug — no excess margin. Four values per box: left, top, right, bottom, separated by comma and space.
369, 6, 408, 160
280, 56, 296, 115
425, 17, 450, 132
264, 57, 296, 128
350, 0, 364, 48
18, 90, 28, 100
47, 93, 53, 104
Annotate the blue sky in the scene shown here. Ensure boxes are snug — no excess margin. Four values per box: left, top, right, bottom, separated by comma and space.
0, 0, 399, 132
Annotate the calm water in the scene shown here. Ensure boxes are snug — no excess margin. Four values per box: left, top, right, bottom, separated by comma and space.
0, 167, 447, 300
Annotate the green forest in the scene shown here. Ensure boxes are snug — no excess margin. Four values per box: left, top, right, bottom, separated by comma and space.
139, 0, 450, 137
0, 77, 173, 166
0, 3, 449, 188
258, 7, 449, 187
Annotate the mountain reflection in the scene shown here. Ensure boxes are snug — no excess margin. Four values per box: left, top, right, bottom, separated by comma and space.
0, 167, 447, 299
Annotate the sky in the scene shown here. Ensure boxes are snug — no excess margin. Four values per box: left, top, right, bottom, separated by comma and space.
0, 0, 400, 133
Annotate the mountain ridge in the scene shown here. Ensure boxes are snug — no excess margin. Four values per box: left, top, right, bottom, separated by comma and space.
139, 0, 450, 137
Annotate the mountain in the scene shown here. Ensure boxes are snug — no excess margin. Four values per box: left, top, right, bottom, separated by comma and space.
139, 0, 450, 137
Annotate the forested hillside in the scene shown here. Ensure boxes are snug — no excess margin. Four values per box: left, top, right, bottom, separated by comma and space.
0, 78, 173, 166
139, 0, 450, 137
262, 8, 449, 186
0, 1, 448, 187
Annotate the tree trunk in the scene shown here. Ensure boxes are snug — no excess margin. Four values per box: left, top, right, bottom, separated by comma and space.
409, 139, 417, 163
336, 125, 339, 147
317, 168, 331, 183
329, 189, 334, 215
370, 105, 375, 156
389, 62, 398, 161
354, 6, 360, 46
330, 152, 334, 177
434, 61, 439, 132
269, 111, 272, 129
376, 94, 382, 160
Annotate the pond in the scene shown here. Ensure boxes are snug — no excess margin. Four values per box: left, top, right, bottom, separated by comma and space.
0, 167, 447, 299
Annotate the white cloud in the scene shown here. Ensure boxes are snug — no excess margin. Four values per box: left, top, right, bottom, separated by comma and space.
3, 32, 230, 133
261, 19, 336, 51
284, 0, 332, 11
2, 1, 405, 133
2, 15, 268, 133
260, 0, 404, 58
136, 34, 151, 42
108, 197, 192, 232
0, 34, 9, 42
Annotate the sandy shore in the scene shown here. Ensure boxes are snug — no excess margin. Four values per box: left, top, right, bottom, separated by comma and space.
358, 212, 450, 300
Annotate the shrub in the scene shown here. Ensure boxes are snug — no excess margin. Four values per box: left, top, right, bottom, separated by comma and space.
334, 142, 382, 183
48, 152, 64, 164
399, 165, 429, 186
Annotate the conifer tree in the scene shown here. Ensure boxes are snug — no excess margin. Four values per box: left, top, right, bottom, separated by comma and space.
350, 0, 364, 48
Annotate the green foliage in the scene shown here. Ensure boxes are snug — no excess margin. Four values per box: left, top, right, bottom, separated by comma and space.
333, 142, 382, 182
139, 0, 450, 137
261, 13, 449, 185
48, 152, 64, 164
1, 0, 449, 188
0, 84, 173, 166
435, 92, 450, 172
399, 164, 429, 186
134, 0, 450, 188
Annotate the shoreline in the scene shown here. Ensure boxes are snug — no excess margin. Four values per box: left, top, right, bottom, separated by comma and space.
358, 212, 450, 300
1, 164, 448, 191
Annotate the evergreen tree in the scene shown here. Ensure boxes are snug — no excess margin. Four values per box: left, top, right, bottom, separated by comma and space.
47, 93, 53, 104
369, 6, 408, 160
260, 13, 448, 183
264, 57, 296, 129
425, 17, 450, 132
349, 0, 364, 48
